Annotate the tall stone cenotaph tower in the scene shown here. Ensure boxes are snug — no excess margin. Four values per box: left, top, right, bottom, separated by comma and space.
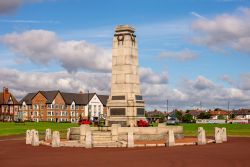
106, 25, 145, 126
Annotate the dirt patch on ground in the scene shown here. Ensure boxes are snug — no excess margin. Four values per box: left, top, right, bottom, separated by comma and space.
1, 137, 249, 167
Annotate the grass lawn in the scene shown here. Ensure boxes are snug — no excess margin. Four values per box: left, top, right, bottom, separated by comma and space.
1, 122, 250, 137
0, 122, 79, 137
175, 123, 250, 137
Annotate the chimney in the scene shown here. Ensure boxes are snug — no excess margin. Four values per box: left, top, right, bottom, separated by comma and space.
3, 87, 10, 104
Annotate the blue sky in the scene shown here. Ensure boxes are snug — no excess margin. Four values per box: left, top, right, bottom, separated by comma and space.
0, 0, 250, 110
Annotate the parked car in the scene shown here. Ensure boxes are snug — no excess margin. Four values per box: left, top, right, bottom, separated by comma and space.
78, 119, 92, 125
166, 117, 179, 125
137, 119, 149, 127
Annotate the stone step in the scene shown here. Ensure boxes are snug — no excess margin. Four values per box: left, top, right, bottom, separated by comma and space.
93, 140, 115, 144
92, 136, 112, 141
92, 132, 111, 136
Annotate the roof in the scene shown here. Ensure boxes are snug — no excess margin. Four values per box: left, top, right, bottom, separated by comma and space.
208, 110, 229, 116
40, 91, 59, 103
186, 110, 204, 117
0, 92, 19, 105
19, 90, 109, 105
97, 95, 109, 106
232, 109, 250, 115
19, 93, 36, 105
61, 92, 95, 105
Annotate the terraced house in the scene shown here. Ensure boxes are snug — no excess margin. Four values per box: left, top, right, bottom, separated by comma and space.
19, 90, 108, 123
0, 87, 19, 121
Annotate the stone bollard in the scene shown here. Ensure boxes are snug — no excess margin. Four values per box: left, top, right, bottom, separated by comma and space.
197, 127, 206, 145
85, 130, 92, 148
111, 124, 121, 141
166, 129, 175, 147
127, 130, 134, 148
45, 129, 52, 141
52, 131, 60, 147
66, 128, 71, 140
215, 127, 223, 143
222, 127, 227, 142
31, 130, 39, 146
80, 124, 90, 144
26, 130, 32, 144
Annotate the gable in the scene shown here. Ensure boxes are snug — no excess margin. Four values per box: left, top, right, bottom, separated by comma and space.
54, 92, 65, 105
89, 94, 102, 105
32, 92, 47, 104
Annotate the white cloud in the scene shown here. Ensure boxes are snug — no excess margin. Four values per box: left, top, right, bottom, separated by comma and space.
1, 30, 112, 72
0, 68, 111, 99
239, 73, 250, 90
221, 73, 250, 91
192, 76, 215, 90
192, 7, 250, 55
159, 49, 197, 61
0, 66, 169, 102
1, 68, 250, 110
140, 67, 168, 84
179, 75, 250, 108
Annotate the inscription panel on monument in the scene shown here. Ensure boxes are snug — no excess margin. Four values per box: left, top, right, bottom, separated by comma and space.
112, 96, 125, 100
110, 108, 126, 116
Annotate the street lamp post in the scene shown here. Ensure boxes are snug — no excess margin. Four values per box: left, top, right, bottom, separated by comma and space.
88, 90, 90, 121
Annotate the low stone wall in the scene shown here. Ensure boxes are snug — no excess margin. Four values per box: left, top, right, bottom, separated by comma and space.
27, 126, 228, 148
119, 134, 166, 141
117, 126, 183, 134
68, 126, 183, 141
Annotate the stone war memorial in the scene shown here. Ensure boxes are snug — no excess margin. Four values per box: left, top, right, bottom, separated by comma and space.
106, 25, 145, 127
25, 25, 227, 148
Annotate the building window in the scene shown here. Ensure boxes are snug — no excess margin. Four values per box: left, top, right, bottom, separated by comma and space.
61, 105, 67, 110
71, 104, 75, 110
47, 104, 50, 109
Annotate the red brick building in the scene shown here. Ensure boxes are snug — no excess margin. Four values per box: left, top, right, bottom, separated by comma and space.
19, 90, 108, 123
0, 87, 19, 121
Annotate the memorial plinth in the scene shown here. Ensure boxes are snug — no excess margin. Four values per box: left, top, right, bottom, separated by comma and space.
106, 25, 145, 126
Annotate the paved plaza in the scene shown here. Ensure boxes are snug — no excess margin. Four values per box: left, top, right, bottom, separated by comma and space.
1, 136, 249, 167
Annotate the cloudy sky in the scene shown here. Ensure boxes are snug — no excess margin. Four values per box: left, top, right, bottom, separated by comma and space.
0, 0, 250, 111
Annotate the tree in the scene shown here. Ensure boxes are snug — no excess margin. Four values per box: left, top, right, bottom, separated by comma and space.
182, 114, 194, 123
229, 113, 235, 119
217, 115, 226, 120
197, 112, 211, 119
175, 110, 183, 121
